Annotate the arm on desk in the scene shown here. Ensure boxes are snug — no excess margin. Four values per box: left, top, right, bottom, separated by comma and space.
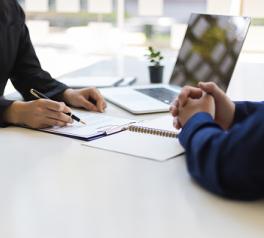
179, 109, 264, 201
9, 15, 68, 101
233, 101, 264, 124
0, 2, 68, 127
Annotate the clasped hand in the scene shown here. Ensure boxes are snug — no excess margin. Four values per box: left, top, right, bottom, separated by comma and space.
170, 82, 235, 130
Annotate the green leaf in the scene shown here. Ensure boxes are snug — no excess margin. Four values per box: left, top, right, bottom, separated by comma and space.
145, 46, 164, 64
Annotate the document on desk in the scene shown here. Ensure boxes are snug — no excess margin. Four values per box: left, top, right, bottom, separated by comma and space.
61, 76, 124, 88
40, 111, 136, 141
83, 116, 185, 161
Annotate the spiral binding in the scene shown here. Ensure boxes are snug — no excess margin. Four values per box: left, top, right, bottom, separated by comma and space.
127, 125, 178, 138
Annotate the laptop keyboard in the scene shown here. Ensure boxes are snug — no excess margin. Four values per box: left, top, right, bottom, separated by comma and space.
135, 87, 178, 104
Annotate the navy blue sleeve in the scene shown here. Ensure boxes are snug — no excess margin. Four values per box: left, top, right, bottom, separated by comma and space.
179, 109, 264, 200
233, 101, 264, 124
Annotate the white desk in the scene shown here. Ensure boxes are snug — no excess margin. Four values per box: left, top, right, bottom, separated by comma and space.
1, 57, 264, 238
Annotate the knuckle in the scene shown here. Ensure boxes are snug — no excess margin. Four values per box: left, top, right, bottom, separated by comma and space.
178, 93, 185, 101
60, 113, 68, 121
35, 99, 43, 106
35, 107, 43, 114
210, 82, 216, 86
57, 112, 63, 120
209, 82, 216, 89
53, 112, 62, 121
183, 86, 191, 92
55, 103, 62, 111
54, 120, 60, 126
65, 115, 72, 123
77, 95, 83, 100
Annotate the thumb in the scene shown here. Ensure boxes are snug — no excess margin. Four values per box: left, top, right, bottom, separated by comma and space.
198, 82, 223, 99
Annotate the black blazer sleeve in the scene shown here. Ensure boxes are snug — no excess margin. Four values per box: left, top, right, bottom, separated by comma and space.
10, 6, 69, 101
0, 2, 69, 126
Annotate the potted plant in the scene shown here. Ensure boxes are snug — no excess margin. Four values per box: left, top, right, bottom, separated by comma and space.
145, 46, 164, 84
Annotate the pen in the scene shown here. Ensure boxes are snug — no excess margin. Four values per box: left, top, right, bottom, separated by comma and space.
30, 88, 86, 125
113, 78, 124, 87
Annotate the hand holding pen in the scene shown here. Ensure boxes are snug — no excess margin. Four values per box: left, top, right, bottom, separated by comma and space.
30, 89, 86, 125
3, 94, 75, 129
4, 87, 105, 129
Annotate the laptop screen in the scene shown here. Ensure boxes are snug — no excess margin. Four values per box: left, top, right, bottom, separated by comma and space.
170, 14, 251, 91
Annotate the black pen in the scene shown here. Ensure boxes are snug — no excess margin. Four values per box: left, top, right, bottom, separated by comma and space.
30, 88, 86, 125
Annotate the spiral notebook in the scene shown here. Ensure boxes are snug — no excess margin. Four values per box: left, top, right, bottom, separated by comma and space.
83, 116, 185, 161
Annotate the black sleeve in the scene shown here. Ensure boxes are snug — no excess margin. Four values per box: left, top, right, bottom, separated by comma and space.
10, 21, 69, 101
0, 3, 69, 127
0, 98, 15, 127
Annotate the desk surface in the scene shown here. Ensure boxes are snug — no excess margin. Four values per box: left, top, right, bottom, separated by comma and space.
1, 57, 264, 238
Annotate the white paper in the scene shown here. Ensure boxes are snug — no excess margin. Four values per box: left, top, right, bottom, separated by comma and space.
61, 76, 123, 88
84, 116, 185, 161
138, 0, 163, 16
25, 0, 49, 12
56, 0, 80, 12
88, 0, 113, 14
41, 111, 135, 139
243, 0, 264, 18
206, 0, 241, 15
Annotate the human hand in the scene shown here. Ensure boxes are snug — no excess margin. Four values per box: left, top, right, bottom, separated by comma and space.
170, 83, 235, 130
170, 86, 203, 129
175, 93, 215, 128
4, 99, 73, 129
63, 88, 107, 113
198, 82, 235, 130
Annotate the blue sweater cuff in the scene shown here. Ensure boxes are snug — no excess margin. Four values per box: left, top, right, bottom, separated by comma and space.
179, 112, 214, 148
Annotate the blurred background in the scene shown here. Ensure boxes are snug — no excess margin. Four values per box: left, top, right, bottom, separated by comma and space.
5, 0, 264, 94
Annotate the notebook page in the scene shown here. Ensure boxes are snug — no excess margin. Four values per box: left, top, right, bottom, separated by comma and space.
132, 115, 179, 132
83, 116, 185, 161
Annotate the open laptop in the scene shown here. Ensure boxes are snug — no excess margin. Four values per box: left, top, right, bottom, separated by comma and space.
101, 14, 251, 114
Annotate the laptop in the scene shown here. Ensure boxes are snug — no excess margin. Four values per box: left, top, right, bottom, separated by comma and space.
101, 14, 251, 114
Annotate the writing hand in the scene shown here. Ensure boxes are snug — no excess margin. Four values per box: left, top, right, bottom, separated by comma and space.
4, 99, 73, 129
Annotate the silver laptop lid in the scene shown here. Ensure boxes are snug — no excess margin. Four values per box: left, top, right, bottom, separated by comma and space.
170, 14, 251, 91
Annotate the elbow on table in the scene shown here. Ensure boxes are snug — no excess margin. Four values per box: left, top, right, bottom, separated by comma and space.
188, 154, 264, 201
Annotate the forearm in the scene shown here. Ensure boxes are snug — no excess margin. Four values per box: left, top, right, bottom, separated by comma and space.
179, 111, 264, 200
11, 67, 69, 102
233, 101, 264, 124
10, 17, 69, 102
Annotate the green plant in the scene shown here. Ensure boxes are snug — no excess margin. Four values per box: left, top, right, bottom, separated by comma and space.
145, 46, 164, 66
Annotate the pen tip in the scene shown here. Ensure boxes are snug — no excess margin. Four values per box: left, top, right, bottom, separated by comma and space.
80, 120, 86, 125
